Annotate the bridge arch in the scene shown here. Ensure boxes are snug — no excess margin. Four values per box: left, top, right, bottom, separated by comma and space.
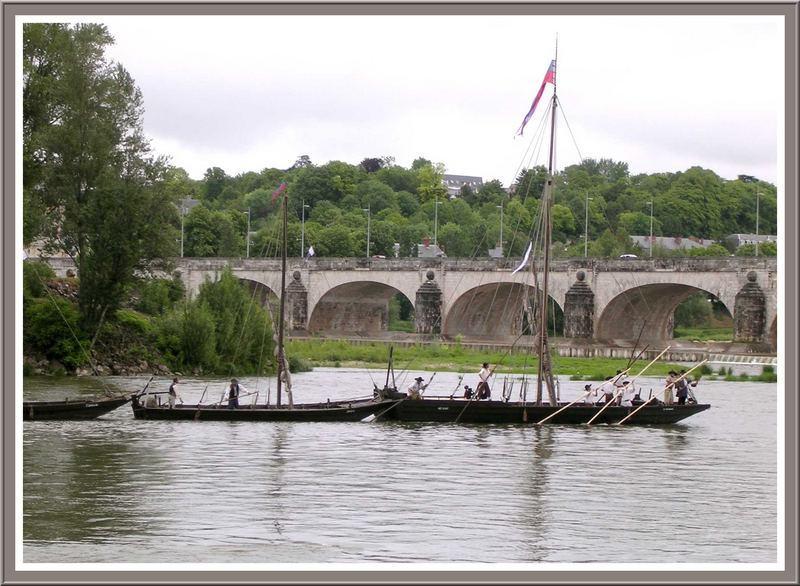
596, 284, 734, 344
238, 278, 279, 311
444, 282, 563, 340
308, 281, 414, 335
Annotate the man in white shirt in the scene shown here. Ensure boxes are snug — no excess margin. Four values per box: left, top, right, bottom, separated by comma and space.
407, 377, 429, 400
477, 362, 495, 399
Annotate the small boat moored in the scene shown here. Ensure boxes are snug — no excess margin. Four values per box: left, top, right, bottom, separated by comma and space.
23, 396, 131, 421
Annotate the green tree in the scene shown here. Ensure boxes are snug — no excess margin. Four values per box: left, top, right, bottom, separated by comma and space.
674, 292, 713, 327
415, 162, 448, 204
23, 23, 177, 332
686, 243, 729, 256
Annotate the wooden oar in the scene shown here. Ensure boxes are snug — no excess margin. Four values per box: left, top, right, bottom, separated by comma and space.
617, 360, 707, 425
136, 375, 156, 397
536, 368, 631, 425
448, 374, 465, 399
587, 346, 671, 425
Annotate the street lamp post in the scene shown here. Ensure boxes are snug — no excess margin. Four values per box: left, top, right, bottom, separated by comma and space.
755, 191, 762, 257
180, 204, 186, 258
648, 200, 654, 258
496, 203, 504, 254
434, 199, 441, 248
301, 200, 310, 257
584, 196, 592, 258
243, 208, 251, 258
363, 205, 371, 258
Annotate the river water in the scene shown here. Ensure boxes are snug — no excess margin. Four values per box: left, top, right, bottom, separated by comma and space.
21, 369, 778, 565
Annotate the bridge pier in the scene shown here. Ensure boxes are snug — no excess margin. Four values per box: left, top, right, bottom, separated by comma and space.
563, 271, 594, 339
733, 271, 767, 345
286, 271, 308, 331
415, 271, 442, 335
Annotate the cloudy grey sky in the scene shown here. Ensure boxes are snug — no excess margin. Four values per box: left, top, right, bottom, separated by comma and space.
38, 12, 784, 186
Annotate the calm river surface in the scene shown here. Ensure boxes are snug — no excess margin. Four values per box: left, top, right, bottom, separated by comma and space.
22, 369, 778, 564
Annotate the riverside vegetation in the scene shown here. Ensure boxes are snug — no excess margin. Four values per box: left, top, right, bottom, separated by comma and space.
22, 23, 775, 381
23, 260, 774, 383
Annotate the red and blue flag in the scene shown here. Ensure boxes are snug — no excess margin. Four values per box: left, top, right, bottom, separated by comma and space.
516, 59, 556, 136
271, 182, 287, 203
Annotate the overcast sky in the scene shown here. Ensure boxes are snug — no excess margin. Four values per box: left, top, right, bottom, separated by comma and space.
37, 13, 783, 187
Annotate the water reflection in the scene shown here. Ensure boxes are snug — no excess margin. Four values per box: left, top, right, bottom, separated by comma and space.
24, 421, 161, 545
21, 374, 778, 564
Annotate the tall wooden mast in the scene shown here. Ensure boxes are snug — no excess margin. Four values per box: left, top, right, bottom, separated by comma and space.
536, 43, 559, 407
276, 191, 288, 407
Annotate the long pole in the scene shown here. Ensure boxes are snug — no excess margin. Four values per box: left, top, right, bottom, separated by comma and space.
434, 199, 439, 248
587, 346, 672, 425
276, 195, 287, 407
536, 48, 558, 407
648, 200, 654, 257
246, 207, 251, 258
497, 203, 504, 252
617, 360, 707, 425
180, 205, 185, 258
755, 192, 761, 257
584, 195, 591, 257
363, 205, 371, 258
301, 200, 309, 257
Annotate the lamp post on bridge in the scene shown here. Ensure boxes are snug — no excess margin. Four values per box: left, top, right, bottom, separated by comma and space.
434, 199, 442, 249
648, 200, 654, 258
755, 191, 762, 257
243, 208, 251, 258
180, 203, 186, 258
301, 200, 310, 258
363, 204, 371, 259
584, 196, 592, 258
496, 203, 504, 254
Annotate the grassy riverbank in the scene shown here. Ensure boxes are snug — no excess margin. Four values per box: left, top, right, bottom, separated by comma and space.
286, 339, 776, 382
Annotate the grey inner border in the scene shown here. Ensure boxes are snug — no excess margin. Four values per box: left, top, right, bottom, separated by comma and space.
3, 2, 797, 584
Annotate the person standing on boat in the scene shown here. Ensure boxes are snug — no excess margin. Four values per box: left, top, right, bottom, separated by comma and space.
476, 363, 494, 400
168, 377, 181, 409
664, 371, 677, 405
407, 377, 429, 400
228, 378, 241, 409
675, 370, 696, 405
598, 377, 615, 405
582, 383, 598, 405
620, 380, 636, 407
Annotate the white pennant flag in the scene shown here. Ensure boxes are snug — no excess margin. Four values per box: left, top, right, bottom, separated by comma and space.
22, 250, 28, 260
511, 241, 533, 275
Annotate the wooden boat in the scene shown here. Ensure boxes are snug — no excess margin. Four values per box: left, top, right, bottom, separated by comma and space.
384, 395, 710, 425
23, 396, 131, 421
131, 393, 394, 422
132, 185, 399, 423
380, 50, 711, 426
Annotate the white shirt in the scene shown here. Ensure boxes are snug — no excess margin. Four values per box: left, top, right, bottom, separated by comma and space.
478, 367, 493, 383
407, 380, 428, 396
620, 383, 636, 406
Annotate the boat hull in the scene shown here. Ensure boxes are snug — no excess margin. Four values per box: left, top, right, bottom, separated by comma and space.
131, 395, 398, 422
388, 398, 711, 425
23, 397, 131, 421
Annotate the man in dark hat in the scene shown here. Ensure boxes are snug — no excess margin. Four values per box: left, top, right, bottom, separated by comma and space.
228, 378, 240, 409
407, 376, 429, 400
583, 383, 598, 405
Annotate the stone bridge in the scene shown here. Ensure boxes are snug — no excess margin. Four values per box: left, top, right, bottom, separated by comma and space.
174, 257, 778, 350
43, 256, 778, 349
